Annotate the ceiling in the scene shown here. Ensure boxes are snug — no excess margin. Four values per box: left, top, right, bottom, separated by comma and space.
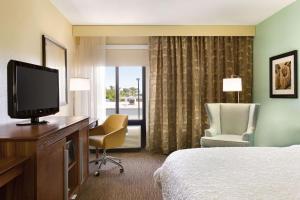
50, 0, 295, 25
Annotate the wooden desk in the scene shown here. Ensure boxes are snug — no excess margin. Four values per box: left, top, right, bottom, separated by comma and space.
0, 116, 90, 200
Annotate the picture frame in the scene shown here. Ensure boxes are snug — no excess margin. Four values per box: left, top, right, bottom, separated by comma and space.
270, 50, 298, 98
42, 35, 68, 105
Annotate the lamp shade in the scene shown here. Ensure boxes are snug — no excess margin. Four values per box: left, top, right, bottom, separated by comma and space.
70, 78, 90, 91
223, 78, 242, 92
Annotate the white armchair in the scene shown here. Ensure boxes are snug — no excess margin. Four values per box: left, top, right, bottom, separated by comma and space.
201, 103, 260, 147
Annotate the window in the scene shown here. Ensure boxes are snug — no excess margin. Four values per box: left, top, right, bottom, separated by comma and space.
105, 66, 146, 149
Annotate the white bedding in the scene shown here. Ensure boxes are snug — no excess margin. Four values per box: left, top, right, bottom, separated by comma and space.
154, 146, 300, 200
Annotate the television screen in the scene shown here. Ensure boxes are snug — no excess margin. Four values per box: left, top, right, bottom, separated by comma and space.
7, 60, 59, 122
16, 65, 59, 111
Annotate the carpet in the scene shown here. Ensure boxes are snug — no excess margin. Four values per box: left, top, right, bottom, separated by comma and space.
79, 151, 166, 200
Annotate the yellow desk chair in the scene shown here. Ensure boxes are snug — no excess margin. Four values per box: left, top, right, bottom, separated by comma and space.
89, 114, 128, 176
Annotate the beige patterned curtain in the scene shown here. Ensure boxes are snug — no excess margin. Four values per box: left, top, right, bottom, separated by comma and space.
148, 36, 253, 154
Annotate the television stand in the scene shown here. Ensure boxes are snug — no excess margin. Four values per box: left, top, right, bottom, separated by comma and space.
16, 117, 48, 126
0, 116, 90, 200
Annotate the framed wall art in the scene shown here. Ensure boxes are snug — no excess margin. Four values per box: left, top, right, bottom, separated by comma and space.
270, 50, 298, 98
42, 35, 68, 105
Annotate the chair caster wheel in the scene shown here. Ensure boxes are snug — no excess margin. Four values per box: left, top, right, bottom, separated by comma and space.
95, 161, 99, 165
118, 160, 122, 163
94, 171, 100, 176
120, 168, 124, 173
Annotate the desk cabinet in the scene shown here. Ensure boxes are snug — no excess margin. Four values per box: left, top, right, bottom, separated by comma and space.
0, 116, 90, 200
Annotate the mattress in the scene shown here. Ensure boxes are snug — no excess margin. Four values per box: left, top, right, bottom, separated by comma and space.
154, 146, 300, 200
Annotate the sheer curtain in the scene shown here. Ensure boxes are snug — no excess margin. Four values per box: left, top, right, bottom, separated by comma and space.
148, 36, 253, 154
73, 37, 106, 122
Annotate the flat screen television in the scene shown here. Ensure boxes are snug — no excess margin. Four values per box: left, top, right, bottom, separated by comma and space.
7, 60, 59, 125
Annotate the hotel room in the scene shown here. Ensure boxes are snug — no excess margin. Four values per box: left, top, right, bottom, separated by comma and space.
0, 0, 300, 199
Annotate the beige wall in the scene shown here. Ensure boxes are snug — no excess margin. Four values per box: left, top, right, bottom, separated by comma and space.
0, 0, 75, 123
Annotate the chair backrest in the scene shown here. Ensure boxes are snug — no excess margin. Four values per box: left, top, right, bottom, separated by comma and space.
206, 103, 260, 135
103, 114, 128, 134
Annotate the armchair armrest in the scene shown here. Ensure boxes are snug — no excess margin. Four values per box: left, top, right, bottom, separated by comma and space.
204, 128, 218, 137
89, 125, 105, 136
102, 127, 127, 148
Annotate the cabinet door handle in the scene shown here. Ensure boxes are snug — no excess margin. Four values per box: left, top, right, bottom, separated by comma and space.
64, 148, 69, 200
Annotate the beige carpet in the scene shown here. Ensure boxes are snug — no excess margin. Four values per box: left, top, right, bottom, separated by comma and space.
79, 151, 166, 200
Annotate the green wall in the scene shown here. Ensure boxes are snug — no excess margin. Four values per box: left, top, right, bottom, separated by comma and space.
254, 1, 300, 146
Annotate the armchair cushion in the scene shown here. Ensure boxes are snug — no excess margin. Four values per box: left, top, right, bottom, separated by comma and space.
201, 134, 250, 147
220, 104, 250, 135
89, 135, 105, 147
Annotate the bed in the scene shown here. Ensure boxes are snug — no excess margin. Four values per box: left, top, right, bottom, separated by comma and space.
154, 146, 300, 200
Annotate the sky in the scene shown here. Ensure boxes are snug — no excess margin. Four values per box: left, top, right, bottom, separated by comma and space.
105, 67, 143, 89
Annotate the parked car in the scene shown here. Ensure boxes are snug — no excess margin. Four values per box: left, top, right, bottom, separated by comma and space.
127, 97, 135, 105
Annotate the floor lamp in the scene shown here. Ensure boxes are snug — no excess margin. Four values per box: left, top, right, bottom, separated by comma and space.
223, 76, 242, 103
70, 78, 91, 116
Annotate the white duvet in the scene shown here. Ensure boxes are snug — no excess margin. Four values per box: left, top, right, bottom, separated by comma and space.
154, 146, 300, 200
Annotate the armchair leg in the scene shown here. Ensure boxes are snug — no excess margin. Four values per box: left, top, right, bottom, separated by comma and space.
94, 159, 104, 176
89, 157, 104, 164
98, 159, 104, 169
107, 157, 124, 173
95, 147, 100, 165
90, 149, 124, 176
107, 156, 121, 163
